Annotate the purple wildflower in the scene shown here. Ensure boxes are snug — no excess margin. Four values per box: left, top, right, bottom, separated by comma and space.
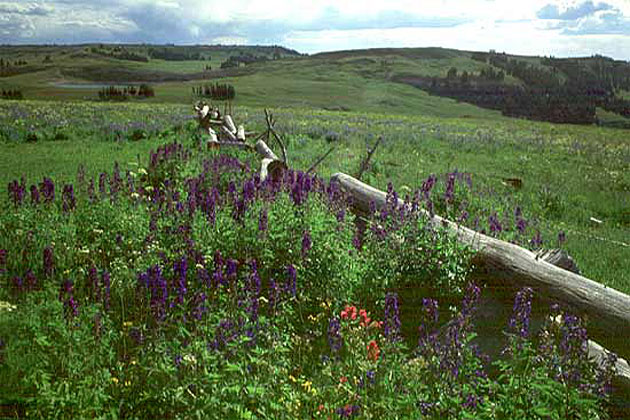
101, 271, 111, 310
59, 279, 79, 319
328, 317, 343, 353
39, 177, 55, 203
286, 264, 297, 297
43, 246, 54, 278
301, 230, 312, 259
258, 208, 268, 232
0, 249, 6, 274
384, 292, 401, 342
62, 184, 75, 212
30, 185, 40, 205
174, 257, 188, 305
507, 287, 533, 341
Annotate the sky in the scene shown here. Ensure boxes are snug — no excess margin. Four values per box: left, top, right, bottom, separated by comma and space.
1, 0, 629, 60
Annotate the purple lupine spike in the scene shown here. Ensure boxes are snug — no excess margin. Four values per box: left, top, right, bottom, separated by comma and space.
301, 230, 312, 259
12, 276, 24, 293
327, 317, 343, 353
488, 212, 502, 234
421, 174, 436, 199
507, 287, 533, 340
101, 271, 111, 310
8, 179, 26, 206
444, 172, 456, 204
39, 177, 55, 203
62, 184, 75, 212
59, 279, 79, 319
89, 266, 100, 301
98, 173, 108, 197
530, 230, 543, 248
174, 257, 188, 305
384, 292, 401, 342
226, 259, 237, 279
0, 249, 6, 274
258, 208, 268, 232
557, 231, 566, 246
516, 218, 527, 234
336, 209, 346, 224
462, 283, 481, 316
249, 260, 261, 296
286, 264, 297, 297
25, 270, 37, 291
30, 185, 40, 205
87, 178, 95, 202
43, 246, 54, 278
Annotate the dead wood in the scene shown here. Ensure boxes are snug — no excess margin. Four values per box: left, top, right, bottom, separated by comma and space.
330, 172, 630, 362
356, 136, 382, 180
306, 146, 336, 174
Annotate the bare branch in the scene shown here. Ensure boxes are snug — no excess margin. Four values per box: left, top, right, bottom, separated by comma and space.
356, 136, 383, 180
306, 146, 336, 174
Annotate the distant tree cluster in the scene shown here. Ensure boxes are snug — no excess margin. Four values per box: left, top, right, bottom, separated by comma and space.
1, 89, 23, 100
91, 46, 149, 62
409, 51, 630, 125
148, 48, 207, 61
220, 53, 269, 69
98, 84, 155, 101
192, 83, 235, 101
0, 58, 27, 67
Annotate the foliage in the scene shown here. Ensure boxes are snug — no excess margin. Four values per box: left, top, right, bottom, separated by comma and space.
0, 132, 618, 418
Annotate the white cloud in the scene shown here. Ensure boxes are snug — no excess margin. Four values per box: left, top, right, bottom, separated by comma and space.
0, 0, 627, 60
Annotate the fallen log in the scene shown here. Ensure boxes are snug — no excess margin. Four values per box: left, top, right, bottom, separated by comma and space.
224, 115, 237, 134
255, 139, 286, 181
330, 172, 630, 363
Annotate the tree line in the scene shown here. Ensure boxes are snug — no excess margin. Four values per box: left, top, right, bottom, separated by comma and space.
192, 83, 235, 101
411, 52, 630, 125
1, 89, 23, 100
98, 85, 155, 101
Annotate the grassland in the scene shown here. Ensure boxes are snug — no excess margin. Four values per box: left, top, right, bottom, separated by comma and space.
1, 98, 628, 295
1, 44, 628, 290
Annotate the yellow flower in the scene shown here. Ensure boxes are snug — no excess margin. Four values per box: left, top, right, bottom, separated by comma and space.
111, 377, 119, 384
289, 375, 297, 383
123, 321, 133, 328
301, 381, 312, 392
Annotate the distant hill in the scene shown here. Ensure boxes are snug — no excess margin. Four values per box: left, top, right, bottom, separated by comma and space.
0, 44, 628, 127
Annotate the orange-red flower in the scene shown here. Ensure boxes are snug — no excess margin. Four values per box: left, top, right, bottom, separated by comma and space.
340, 305, 357, 320
340, 376, 348, 384
367, 340, 380, 362
359, 309, 371, 327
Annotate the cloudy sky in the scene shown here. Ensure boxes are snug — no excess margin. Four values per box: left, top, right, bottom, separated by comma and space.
1, 0, 629, 60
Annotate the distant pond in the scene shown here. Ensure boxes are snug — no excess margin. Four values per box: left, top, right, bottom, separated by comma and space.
52, 83, 145, 89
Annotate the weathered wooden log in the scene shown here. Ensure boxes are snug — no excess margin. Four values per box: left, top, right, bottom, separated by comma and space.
330, 172, 630, 362
207, 141, 253, 151
224, 115, 237, 134
237, 125, 246, 141
255, 139, 286, 181
220, 125, 237, 142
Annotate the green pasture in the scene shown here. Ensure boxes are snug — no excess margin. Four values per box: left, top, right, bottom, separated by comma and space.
1, 99, 628, 295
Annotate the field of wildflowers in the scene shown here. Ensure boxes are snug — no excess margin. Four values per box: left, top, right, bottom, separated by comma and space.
0, 108, 622, 418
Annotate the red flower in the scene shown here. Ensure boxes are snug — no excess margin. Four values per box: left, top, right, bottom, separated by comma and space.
341, 305, 357, 320
359, 309, 371, 327
340, 376, 348, 384
367, 340, 380, 362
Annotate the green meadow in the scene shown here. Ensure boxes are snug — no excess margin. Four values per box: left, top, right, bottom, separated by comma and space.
0, 44, 628, 418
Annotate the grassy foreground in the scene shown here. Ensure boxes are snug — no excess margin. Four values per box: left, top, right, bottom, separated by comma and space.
0, 103, 623, 417
2, 99, 628, 293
